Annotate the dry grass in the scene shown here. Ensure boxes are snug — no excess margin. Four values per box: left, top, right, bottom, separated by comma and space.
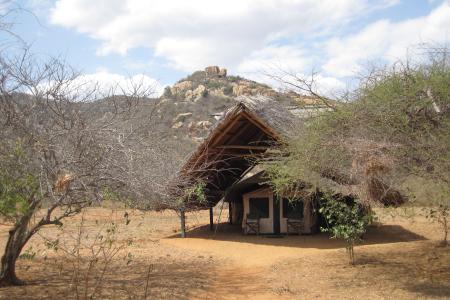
0, 206, 449, 299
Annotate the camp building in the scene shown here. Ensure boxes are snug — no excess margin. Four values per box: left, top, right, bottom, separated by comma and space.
168, 95, 325, 236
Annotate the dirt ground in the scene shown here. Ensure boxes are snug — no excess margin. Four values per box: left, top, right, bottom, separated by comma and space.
0, 205, 449, 299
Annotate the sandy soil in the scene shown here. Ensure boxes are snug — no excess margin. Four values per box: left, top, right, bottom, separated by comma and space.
0, 206, 449, 299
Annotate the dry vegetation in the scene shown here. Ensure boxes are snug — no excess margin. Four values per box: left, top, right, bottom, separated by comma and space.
0, 204, 448, 299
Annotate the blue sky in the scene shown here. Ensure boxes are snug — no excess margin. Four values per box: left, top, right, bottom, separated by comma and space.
3, 0, 450, 94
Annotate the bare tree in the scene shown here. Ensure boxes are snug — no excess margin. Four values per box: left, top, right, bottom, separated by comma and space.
0, 48, 157, 286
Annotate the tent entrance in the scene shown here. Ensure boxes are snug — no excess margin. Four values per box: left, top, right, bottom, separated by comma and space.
273, 198, 281, 234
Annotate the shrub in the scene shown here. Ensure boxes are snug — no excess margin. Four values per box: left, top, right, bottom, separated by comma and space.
162, 86, 173, 98
319, 193, 374, 264
223, 85, 233, 95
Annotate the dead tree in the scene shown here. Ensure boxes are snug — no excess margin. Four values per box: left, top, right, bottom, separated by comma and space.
0, 49, 157, 286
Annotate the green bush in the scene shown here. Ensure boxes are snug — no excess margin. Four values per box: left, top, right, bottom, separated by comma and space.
223, 85, 233, 95
162, 86, 173, 98
319, 193, 374, 264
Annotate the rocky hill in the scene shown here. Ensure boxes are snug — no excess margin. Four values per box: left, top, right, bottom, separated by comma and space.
156, 65, 326, 149
13, 66, 327, 159
163, 66, 277, 101
162, 65, 321, 104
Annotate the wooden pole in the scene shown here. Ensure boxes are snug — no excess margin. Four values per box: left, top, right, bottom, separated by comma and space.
180, 208, 186, 238
229, 202, 232, 224
209, 206, 214, 231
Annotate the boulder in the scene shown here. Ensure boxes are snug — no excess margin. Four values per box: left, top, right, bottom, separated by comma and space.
205, 66, 220, 76
219, 68, 227, 77
233, 84, 251, 96
185, 89, 194, 101
171, 81, 193, 95
171, 121, 183, 129
196, 120, 212, 130
173, 112, 192, 123
192, 137, 204, 143
193, 84, 206, 101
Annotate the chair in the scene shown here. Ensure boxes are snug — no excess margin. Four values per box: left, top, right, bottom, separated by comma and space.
287, 218, 304, 235
243, 213, 260, 235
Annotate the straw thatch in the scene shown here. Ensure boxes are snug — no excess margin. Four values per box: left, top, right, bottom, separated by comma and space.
166, 95, 298, 210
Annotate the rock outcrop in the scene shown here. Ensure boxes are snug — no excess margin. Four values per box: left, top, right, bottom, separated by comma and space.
172, 121, 183, 129
196, 120, 212, 130
173, 112, 192, 123
165, 66, 318, 109
218, 68, 227, 77
205, 66, 220, 76
171, 81, 193, 95
205, 66, 227, 77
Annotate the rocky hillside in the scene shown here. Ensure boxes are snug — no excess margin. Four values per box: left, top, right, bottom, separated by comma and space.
7, 66, 329, 177
163, 66, 276, 101
156, 65, 326, 149
162, 65, 321, 104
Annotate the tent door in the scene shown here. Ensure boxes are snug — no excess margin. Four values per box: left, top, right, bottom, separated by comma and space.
273, 197, 281, 234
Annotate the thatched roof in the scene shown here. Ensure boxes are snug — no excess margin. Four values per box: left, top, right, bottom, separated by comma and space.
167, 95, 298, 210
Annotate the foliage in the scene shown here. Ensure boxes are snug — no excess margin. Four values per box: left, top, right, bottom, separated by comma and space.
162, 86, 173, 98
319, 193, 374, 264
0, 45, 155, 285
42, 212, 135, 298
265, 47, 450, 206
181, 181, 207, 206
223, 85, 234, 96
0, 141, 39, 223
227, 75, 242, 83
205, 80, 223, 90
422, 185, 449, 246
18, 246, 36, 260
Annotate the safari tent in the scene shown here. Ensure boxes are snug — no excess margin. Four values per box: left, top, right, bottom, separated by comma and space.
168, 95, 321, 236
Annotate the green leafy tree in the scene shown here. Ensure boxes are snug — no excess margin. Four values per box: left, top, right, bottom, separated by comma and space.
266, 46, 450, 207
319, 194, 373, 264
0, 141, 42, 285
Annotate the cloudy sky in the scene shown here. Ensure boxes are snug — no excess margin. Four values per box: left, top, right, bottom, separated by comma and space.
6, 0, 450, 94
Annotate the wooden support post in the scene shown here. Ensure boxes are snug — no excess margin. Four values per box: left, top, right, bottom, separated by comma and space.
229, 202, 232, 224
209, 206, 214, 231
180, 208, 186, 238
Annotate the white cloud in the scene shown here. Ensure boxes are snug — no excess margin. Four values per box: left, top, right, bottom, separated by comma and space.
49, 0, 398, 72
37, 71, 163, 100
76, 71, 164, 97
237, 45, 312, 76
25, 0, 53, 16
323, 2, 450, 77
234, 44, 313, 88
231, 44, 346, 97
46, 0, 450, 95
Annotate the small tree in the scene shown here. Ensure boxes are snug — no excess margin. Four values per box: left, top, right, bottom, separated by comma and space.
319, 194, 373, 264
423, 186, 449, 246
162, 86, 173, 98
0, 49, 155, 286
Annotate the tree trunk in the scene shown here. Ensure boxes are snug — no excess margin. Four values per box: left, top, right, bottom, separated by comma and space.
443, 217, 448, 246
0, 202, 37, 287
180, 208, 186, 238
209, 207, 214, 231
0, 225, 27, 286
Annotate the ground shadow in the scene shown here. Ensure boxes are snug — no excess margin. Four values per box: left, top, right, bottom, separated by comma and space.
167, 222, 426, 249
0, 256, 267, 299
348, 243, 450, 298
